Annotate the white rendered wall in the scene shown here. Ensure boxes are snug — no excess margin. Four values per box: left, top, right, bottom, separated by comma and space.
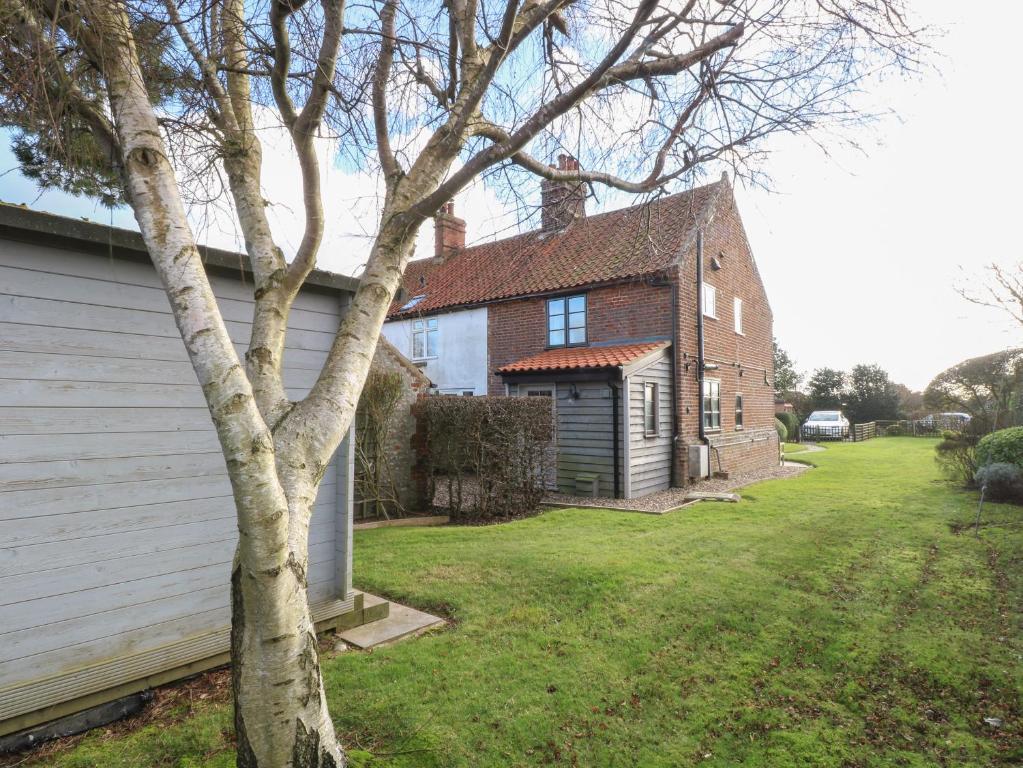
382, 306, 488, 395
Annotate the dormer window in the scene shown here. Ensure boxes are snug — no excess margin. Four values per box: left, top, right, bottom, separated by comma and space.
547, 294, 586, 347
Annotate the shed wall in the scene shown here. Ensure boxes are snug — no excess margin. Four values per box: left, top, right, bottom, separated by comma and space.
0, 242, 350, 726
627, 354, 674, 497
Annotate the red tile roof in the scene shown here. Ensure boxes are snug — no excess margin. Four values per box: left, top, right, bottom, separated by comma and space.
497, 342, 669, 374
390, 179, 725, 318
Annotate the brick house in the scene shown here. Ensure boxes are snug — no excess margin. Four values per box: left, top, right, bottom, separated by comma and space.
383, 161, 777, 497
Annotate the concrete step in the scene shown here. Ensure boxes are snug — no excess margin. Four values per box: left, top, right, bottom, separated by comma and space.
335, 590, 389, 630
338, 604, 445, 650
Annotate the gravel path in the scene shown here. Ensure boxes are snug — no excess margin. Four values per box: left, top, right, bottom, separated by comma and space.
544, 462, 810, 514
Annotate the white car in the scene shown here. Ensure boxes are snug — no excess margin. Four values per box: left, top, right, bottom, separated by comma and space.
801, 410, 850, 440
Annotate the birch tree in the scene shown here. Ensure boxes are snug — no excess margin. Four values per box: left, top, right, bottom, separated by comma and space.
0, 0, 922, 764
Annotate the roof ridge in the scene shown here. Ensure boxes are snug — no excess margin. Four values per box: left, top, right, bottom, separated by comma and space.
439, 177, 726, 259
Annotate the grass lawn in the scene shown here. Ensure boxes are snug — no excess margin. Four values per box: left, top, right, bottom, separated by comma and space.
782, 442, 809, 453
24, 439, 1022, 767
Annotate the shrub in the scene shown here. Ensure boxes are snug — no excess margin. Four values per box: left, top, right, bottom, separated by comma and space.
976, 426, 1023, 468
775, 417, 788, 442
885, 424, 904, 437
975, 462, 1023, 503
417, 396, 555, 521
776, 411, 799, 440
935, 431, 979, 486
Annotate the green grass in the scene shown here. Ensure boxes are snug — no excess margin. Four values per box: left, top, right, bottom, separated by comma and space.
31, 440, 1023, 767
782, 442, 809, 453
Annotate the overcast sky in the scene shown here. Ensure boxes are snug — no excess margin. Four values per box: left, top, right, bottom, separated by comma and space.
1, 1, 1017, 391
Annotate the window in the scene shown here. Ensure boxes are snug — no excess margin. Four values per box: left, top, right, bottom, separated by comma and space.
735, 394, 744, 429
412, 317, 438, 359
644, 382, 659, 436
734, 297, 743, 334
702, 282, 717, 318
702, 379, 721, 431
400, 294, 426, 311
547, 294, 586, 347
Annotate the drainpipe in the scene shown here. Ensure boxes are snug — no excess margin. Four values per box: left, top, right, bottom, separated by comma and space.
668, 276, 681, 487
696, 229, 707, 444
610, 381, 621, 498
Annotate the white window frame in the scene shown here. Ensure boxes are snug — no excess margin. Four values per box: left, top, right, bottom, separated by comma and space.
702, 379, 721, 432
702, 282, 717, 319
735, 393, 744, 430
412, 317, 439, 360
643, 382, 659, 437
734, 297, 743, 335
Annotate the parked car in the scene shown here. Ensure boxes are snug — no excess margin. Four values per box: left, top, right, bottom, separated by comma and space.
918, 412, 971, 431
801, 410, 850, 440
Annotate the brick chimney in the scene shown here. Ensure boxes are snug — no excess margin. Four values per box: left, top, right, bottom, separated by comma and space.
433, 201, 465, 260
541, 154, 586, 232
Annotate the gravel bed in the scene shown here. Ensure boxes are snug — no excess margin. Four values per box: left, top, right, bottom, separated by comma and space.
544, 462, 810, 514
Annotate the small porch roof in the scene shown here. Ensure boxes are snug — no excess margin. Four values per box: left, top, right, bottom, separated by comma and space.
497, 341, 670, 377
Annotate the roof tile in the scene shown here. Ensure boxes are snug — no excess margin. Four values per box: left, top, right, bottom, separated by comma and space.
389, 180, 723, 318
497, 342, 669, 374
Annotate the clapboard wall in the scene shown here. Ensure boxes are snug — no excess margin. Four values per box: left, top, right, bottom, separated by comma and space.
625, 353, 674, 497
552, 381, 622, 497
0, 221, 356, 733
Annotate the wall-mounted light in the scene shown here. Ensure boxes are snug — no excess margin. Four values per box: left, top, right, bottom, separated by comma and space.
569, 383, 581, 400
710, 256, 722, 271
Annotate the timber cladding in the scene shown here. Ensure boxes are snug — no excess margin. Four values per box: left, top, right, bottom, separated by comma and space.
0, 225, 360, 735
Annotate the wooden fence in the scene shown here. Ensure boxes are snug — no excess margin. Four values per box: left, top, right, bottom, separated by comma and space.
799, 422, 877, 442
852, 422, 877, 442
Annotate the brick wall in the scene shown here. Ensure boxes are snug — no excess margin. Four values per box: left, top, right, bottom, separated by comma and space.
672, 188, 778, 479
486, 279, 673, 395
486, 184, 776, 483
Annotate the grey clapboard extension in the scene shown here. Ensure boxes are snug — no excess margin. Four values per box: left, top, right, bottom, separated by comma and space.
0, 233, 357, 731
627, 354, 674, 496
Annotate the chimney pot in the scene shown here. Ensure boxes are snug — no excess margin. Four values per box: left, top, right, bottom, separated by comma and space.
433, 200, 465, 261
541, 155, 586, 232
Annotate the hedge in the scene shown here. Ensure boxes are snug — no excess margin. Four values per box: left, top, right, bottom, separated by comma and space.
976, 426, 1023, 469
775, 412, 799, 440
416, 396, 555, 521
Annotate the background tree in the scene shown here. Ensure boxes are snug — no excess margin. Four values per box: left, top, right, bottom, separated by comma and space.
959, 262, 1023, 328
807, 367, 847, 411
0, 0, 923, 764
894, 383, 925, 420
924, 349, 1023, 433
772, 338, 802, 398
844, 363, 901, 423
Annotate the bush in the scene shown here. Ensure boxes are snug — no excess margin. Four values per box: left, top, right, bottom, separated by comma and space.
935, 431, 979, 486
775, 417, 788, 442
975, 462, 1023, 503
776, 412, 799, 440
885, 424, 904, 437
417, 396, 554, 521
976, 426, 1023, 468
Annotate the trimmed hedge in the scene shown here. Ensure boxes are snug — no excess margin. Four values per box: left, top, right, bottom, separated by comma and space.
775, 411, 799, 440
775, 417, 788, 442
976, 427, 1023, 469
417, 396, 555, 521
975, 462, 1023, 503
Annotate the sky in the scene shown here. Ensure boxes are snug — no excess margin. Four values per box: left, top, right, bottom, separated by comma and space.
1, 1, 1018, 392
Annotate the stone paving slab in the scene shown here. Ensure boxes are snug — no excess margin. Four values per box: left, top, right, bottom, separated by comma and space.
339, 603, 445, 650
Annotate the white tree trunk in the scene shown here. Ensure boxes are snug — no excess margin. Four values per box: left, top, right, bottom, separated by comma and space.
92, 5, 345, 766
